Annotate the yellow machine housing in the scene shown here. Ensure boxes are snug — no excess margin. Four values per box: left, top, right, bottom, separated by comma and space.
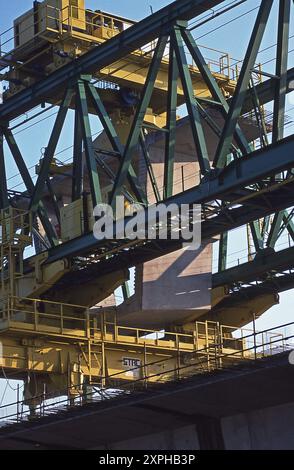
14, 0, 86, 49
60, 196, 94, 242
10, 0, 134, 64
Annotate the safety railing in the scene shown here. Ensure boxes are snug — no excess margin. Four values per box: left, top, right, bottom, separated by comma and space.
212, 227, 294, 274
136, 40, 242, 82
1, 296, 90, 338
0, 210, 32, 289
0, 320, 293, 426
0, 208, 32, 246
0, 295, 260, 357
0, 4, 134, 59
0, 295, 286, 358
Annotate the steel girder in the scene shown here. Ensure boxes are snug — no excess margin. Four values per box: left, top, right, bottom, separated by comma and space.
212, 244, 294, 290
140, 132, 161, 203
172, 23, 210, 175
224, 272, 294, 299
218, 231, 228, 272
260, 0, 292, 254
72, 106, 83, 202
182, 29, 250, 156
31, 134, 294, 268
76, 79, 103, 207
164, 47, 178, 199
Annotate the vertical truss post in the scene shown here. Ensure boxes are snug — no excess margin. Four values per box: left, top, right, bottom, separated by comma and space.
72, 108, 83, 201
110, 34, 168, 206
218, 231, 228, 272
261, 216, 270, 240
29, 87, 73, 213
122, 281, 131, 301
87, 83, 147, 204
0, 129, 9, 209
249, 220, 264, 252
283, 211, 294, 242
46, 178, 61, 225
172, 23, 210, 176
76, 78, 102, 208
139, 131, 161, 203
213, 0, 274, 168
267, 212, 286, 249
3, 128, 58, 246
164, 47, 178, 198
272, 0, 291, 143
249, 77, 269, 147
182, 29, 250, 156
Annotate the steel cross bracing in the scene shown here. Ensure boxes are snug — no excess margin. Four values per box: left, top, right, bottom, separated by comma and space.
0, 0, 293, 297
24, 135, 294, 299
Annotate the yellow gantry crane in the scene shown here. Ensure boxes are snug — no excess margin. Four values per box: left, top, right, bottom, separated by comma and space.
2, 0, 237, 128
0, 0, 276, 414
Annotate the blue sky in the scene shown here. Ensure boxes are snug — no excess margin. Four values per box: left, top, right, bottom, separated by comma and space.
0, 0, 294, 411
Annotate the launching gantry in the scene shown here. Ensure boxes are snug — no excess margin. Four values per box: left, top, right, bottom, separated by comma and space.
0, 0, 283, 413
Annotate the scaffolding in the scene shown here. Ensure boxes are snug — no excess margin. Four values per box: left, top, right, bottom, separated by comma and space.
0, 208, 32, 297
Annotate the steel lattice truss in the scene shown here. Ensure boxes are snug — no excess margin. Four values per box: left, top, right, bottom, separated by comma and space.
0, 0, 294, 301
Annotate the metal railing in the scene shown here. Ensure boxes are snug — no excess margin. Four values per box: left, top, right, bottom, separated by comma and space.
0, 296, 220, 352
0, 208, 32, 246
0, 320, 293, 426
0, 296, 287, 354
0, 4, 134, 58
0, 296, 280, 357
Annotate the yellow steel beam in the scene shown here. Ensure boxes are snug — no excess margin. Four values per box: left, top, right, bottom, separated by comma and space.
0, 295, 253, 393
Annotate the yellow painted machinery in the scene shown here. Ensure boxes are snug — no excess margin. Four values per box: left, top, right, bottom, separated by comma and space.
0, 293, 257, 405
0, 207, 266, 412
1, 0, 239, 127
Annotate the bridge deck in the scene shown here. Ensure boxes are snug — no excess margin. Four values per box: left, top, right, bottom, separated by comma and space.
0, 352, 293, 450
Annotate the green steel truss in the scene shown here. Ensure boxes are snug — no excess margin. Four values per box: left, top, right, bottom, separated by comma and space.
0, 0, 293, 295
